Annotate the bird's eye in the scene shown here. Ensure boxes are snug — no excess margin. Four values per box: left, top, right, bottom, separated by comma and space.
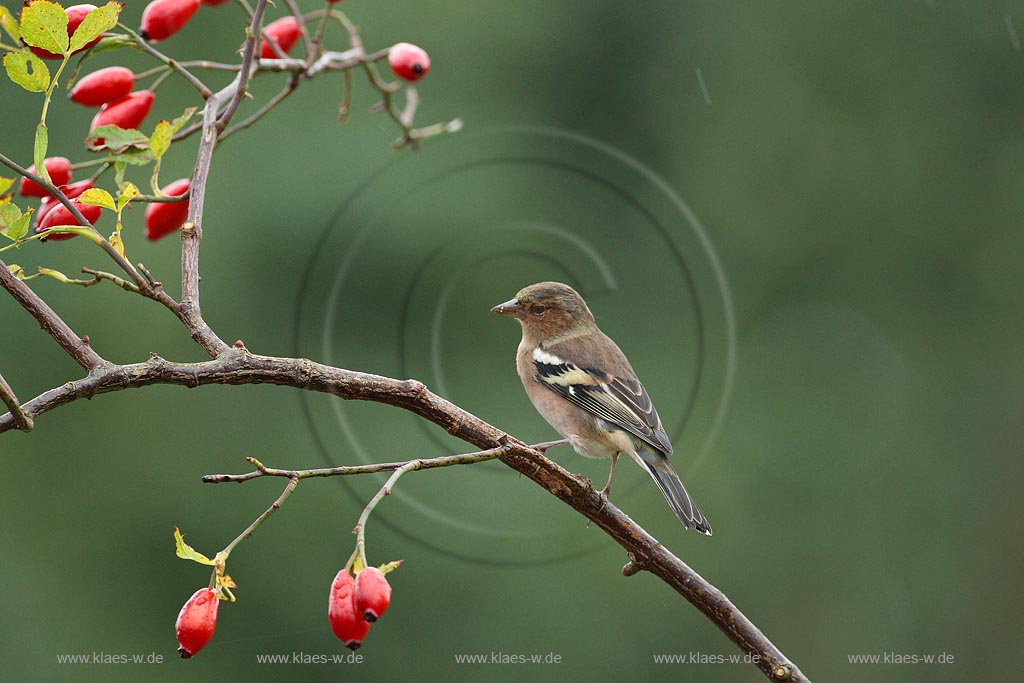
530, 305, 546, 315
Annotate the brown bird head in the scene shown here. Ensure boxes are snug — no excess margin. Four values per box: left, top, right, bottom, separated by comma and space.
491, 282, 596, 340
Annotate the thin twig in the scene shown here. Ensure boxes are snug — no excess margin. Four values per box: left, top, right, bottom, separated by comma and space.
219, 73, 301, 140
0, 372, 32, 432
0, 258, 105, 371
216, 0, 269, 131
220, 476, 299, 558
117, 23, 212, 98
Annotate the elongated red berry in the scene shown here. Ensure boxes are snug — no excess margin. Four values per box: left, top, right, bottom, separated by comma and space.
70, 67, 135, 107
144, 179, 190, 241
35, 180, 94, 229
19, 158, 72, 197
29, 4, 100, 60
35, 200, 102, 241
175, 588, 219, 658
260, 17, 301, 58
140, 0, 201, 42
329, 570, 370, 650
388, 43, 430, 82
354, 567, 392, 622
91, 91, 155, 132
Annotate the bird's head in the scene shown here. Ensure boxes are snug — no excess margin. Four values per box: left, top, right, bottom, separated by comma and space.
491, 281, 595, 339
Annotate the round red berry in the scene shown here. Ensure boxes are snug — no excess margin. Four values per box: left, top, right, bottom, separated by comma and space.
260, 17, 301, 58
35, 200, 102, 241
70, 67, 135, 107
140, 0, 201, 42
145, 179, 191, 241
175, 588, 219, 658
388, 43, 430, 82
90, 91, 156, 139
354, 567, 392, 622
328, 570, 370, 650
19, 158, 72, 198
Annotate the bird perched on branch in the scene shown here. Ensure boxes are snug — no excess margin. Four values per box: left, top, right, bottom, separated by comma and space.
492, 282, 711, 535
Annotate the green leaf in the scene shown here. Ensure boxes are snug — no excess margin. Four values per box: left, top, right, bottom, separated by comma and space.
113, 161, 126, 188
173, 527, 215, 566
0, 202, 33, 242
20, 1, 69, 56
3, 51, 50, 92
68, 2, 121, 53
34, 122, 49, 185
0, 6, 20, 43
83, 33, 135, 55
378, 559, 404, 575
85, 125, 149, 152
149, 120, 172, 159
78, 187, 115, 210
0, 177, 13, 195
116, 182, 139, 211
7, 264, 27, 279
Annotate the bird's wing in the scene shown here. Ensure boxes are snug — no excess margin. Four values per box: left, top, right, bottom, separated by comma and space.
532, 344, 673, 455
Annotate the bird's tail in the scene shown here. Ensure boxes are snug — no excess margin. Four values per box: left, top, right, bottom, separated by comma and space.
633, 444, 712, 536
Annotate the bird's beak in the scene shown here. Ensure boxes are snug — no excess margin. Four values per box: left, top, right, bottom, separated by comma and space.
491, 298, 522, 317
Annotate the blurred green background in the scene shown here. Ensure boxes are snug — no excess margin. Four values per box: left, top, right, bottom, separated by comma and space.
1, 1, 1020, 681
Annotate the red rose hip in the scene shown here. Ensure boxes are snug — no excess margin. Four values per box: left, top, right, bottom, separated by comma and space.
35, 200, 103, 241
328, 570, 370, 650
70, 67, 135, 107
29, 4, 101, 60
91, 91, 156, 133
145, 179, 191, 241
260, 17, 301, 58
354, 567, 392, 622
175, 588, 219, 658
140, 0, 201, 42
388, 43, 430, 82
19, 158, 72, 197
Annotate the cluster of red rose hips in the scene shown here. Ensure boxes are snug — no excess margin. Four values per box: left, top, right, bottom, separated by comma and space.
20, 1, 431, 246
175, 565, 394, 658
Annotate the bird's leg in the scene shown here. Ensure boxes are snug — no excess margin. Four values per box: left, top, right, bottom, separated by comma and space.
601, 452, 619, 498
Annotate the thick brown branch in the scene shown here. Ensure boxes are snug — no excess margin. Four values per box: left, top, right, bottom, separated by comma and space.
0, 349, 808, 682
0, 258, 105, 370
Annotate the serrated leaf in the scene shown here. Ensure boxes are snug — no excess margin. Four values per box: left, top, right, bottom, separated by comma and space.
3, 52, 49, 92
68, 2, 121, 53
0, 6, 20, 43
0, 177, 13, 195
34, 123, 49, 185
85, 125, 149, 152
78, 187, 115, 210
0, 201, 22, 240
20, 0, 69, 55
7, 209, 31, 241
149, 120, 172, 159
173, 527, 215, 566
117, 182, 139, 210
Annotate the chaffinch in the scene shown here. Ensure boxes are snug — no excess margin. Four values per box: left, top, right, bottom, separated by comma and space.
492, 282, 712, 535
